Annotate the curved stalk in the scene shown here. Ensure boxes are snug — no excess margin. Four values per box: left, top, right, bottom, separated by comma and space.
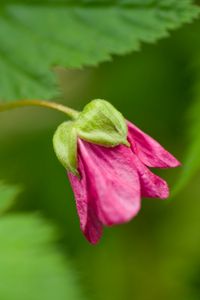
0, 99, 79, 120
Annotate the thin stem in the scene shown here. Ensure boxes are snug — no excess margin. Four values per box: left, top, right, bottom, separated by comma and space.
0, 99, 79, 120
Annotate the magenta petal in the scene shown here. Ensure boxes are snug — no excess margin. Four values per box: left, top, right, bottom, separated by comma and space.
73, 139, 141, 232
128, 121, 181, 168
132, 153, 169, 199
68, 157, 103, 244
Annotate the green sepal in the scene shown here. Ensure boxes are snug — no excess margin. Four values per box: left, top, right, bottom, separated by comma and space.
53, 121, 78, 176
76, 99, 129, 147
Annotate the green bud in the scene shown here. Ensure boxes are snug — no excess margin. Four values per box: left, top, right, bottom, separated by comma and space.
53, 99, 129, 175
53, 121, 78, 176
75, 99, 129, 147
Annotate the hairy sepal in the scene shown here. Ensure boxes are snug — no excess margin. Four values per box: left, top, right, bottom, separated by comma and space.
53, 121, 78, 176
76, 99, 128, 147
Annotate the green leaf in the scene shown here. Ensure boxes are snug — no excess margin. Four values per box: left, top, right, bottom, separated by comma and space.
0, 213, 83, 300
0, 182, 21, 214
76, 99, 129, 147
53, 121, 78, 175
0, 0, 199, 100
173, 54, 200, 195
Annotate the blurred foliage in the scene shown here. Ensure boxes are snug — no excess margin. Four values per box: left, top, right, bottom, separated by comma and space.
0, 182, 21, 214
0, 202, 83, 300
173, 29, 200, 194
0, 0, 198, 99
0, 1, 200, 300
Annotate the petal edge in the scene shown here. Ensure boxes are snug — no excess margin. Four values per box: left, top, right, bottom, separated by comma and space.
128, 121, 181, 168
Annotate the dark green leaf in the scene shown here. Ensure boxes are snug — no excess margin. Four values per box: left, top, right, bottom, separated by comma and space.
0, 0, 199, 100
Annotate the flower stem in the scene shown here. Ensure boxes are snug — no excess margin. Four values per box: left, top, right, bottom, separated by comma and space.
0, 99, 79, 120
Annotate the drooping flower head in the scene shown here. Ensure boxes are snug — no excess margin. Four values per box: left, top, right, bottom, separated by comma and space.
53, 99, 180, 244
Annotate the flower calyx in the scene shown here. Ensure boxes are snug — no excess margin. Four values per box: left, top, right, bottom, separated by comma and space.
53, 99, 129, 175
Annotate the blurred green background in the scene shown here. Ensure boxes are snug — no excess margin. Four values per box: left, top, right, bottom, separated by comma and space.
0, 18, 200, 300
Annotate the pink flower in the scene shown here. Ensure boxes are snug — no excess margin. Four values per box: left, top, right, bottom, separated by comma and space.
68, 121, 180, 244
